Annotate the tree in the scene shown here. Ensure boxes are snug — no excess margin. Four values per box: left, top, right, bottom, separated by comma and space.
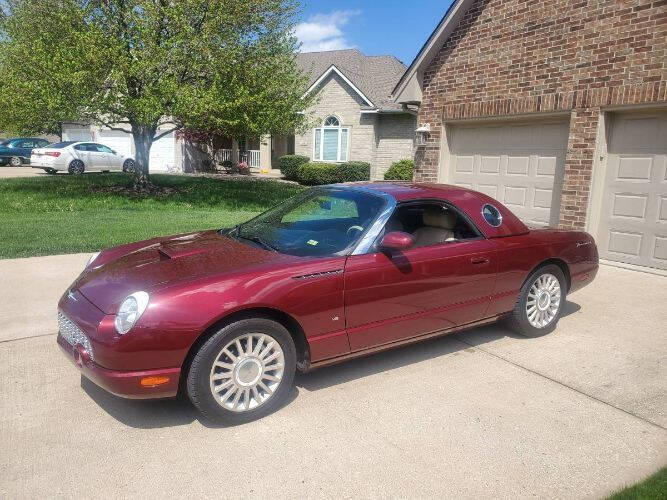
0, 0, 311, 188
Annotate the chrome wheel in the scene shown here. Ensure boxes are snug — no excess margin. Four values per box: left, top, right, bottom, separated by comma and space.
10, 156, 22, 167
209, 333, 285, 413
526, 273, 561, 328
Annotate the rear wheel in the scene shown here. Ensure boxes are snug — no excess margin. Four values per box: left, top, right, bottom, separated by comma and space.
186, 318, 296, 424
507, 264, 566, 337
10, 156, 22, 167
68, 160, 85, 175
122, 159, 136, 173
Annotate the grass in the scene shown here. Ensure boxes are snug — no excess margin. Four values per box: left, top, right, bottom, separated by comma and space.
0, 173, 303, 258
607, 467, 666, 500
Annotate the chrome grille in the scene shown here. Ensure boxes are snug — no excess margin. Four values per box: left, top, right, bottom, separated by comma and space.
57, 311, 94, 361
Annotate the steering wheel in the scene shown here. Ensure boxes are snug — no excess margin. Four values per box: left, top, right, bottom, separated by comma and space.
346, 225, 364, 239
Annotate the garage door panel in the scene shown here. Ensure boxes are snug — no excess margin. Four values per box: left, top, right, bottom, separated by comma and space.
98, 130, 133, 158
598, 112, 667, 270
477, 183, 498, 198
454, 155, 474, 173
616, 157, 653, 180
536, 156, 558, 177
447, 121, 568, 227
507, 156, 529, 175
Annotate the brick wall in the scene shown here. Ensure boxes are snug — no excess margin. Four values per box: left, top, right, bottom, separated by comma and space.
416, 0, 667, 228
372, 114, 416, 179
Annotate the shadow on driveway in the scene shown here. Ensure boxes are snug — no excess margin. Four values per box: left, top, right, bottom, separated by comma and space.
82, 300, 580, 429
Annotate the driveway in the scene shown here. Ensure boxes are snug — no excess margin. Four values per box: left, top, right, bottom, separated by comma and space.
0, 254, 665, 498
0, 166, 53, 179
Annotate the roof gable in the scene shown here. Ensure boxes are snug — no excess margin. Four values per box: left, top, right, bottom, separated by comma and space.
297, 49, 407, 111
304, 65, 374, 107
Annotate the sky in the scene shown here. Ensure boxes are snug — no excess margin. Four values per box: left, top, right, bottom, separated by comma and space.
296, 1, 455, 66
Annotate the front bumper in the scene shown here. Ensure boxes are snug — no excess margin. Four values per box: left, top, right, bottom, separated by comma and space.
57, 334, 180, 399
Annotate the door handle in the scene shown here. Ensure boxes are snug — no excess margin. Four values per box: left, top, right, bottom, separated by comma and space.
470, 257, 490, 265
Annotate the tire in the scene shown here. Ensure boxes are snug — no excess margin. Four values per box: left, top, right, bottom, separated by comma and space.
506, 264, 567, 337
43, 168, 57, 174
186, 318, 296, 424
122, 159, 136, 173
68, 159, 85, 175
10, 156, 22, 167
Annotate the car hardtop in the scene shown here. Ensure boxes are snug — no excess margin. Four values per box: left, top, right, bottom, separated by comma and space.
332, 182, 530, 239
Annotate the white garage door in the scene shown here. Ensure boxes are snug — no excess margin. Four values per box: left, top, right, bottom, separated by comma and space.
62, 125, 92, 143
597, 112, 667, 271
97, 130, 133, 157
149, 132, 176, 172
447, 121, 569, 226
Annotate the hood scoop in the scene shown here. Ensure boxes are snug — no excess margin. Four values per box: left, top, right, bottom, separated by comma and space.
157, 243, 209, 260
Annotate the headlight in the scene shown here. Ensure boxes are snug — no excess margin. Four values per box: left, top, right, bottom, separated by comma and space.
114, 291, 150, 335
86, 251, 101, 268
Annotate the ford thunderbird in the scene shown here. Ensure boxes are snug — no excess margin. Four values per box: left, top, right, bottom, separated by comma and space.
57, 183, 598, 423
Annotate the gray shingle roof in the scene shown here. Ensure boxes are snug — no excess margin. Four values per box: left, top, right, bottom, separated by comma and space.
297, 49, 408, 111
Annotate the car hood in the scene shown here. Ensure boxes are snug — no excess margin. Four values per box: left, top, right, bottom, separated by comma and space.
74, 231, 291, 313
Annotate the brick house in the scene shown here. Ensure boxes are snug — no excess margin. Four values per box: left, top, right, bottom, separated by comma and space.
288, 49, 417, 179
393, 0, 666, 273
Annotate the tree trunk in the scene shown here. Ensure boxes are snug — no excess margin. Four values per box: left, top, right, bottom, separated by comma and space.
131, 124, 157, 192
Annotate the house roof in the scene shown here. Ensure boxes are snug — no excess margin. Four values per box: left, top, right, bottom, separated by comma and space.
297, 49, 408, 111
392, 0, 474, 105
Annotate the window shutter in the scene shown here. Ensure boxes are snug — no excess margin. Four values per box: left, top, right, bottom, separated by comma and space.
322, 129, 339, 161
314, 129, 321, 160
340, 129, 348, 161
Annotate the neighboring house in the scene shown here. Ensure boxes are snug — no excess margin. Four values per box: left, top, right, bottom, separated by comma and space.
61, 123, 183, 173
288, 49, 417, 179
62, 50, 415, 177
393, 0, 666, 273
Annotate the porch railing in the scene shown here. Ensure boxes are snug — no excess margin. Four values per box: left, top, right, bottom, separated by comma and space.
215, 149, 260, 167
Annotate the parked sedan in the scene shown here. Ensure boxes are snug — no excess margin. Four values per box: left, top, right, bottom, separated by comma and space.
31, 141, 136, 174
0, 137, 51, 166
57, 183, 599, 424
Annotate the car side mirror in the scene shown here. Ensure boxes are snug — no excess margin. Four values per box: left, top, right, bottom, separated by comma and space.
380, 231, 415, 252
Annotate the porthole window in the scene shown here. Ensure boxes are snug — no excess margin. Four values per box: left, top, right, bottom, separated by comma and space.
482, 204, 503, 227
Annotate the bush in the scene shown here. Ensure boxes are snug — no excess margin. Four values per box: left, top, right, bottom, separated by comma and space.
384, 158, 414, 181
278, 154, 309, 180
294, 161, 371, 185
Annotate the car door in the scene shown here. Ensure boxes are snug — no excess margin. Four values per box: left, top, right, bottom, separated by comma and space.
343, 203, 498, 352
88, 143, 111, 169
96, 144, 122, 169
16, 140, 35, 159
72, 143, 93, 168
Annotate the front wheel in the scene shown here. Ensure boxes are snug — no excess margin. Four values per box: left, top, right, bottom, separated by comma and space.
10, 156, 22, 167
186, 318, 296, 424
68, 159, 85, 175
506, 264, 566, 337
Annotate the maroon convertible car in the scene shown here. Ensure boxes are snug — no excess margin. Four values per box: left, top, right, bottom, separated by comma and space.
58, 182, 598, 423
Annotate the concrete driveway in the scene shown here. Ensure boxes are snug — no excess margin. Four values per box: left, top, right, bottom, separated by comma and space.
0, 254, 665, 498
0, 166, 53, 178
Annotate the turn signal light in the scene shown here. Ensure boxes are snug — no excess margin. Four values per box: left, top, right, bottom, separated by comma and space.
140, 376, 170, 387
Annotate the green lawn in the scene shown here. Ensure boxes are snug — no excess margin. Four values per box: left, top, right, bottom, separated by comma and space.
607, 467, 666, 500
0, 173, 303, 258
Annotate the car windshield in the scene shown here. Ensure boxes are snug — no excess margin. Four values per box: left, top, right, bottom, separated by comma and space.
48, 141, 76, 149
0, 139, 9, 146
232, 187, 387, 257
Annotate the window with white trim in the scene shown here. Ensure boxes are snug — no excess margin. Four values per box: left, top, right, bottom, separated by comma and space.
313, 116, 349, 162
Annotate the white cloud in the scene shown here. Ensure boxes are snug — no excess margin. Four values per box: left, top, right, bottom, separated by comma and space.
295, 10, 361, 52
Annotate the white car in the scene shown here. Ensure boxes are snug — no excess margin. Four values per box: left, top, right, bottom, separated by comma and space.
31, 141, 136, 174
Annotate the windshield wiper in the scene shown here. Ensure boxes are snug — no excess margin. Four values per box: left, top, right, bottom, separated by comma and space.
237, 234, 279, 252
